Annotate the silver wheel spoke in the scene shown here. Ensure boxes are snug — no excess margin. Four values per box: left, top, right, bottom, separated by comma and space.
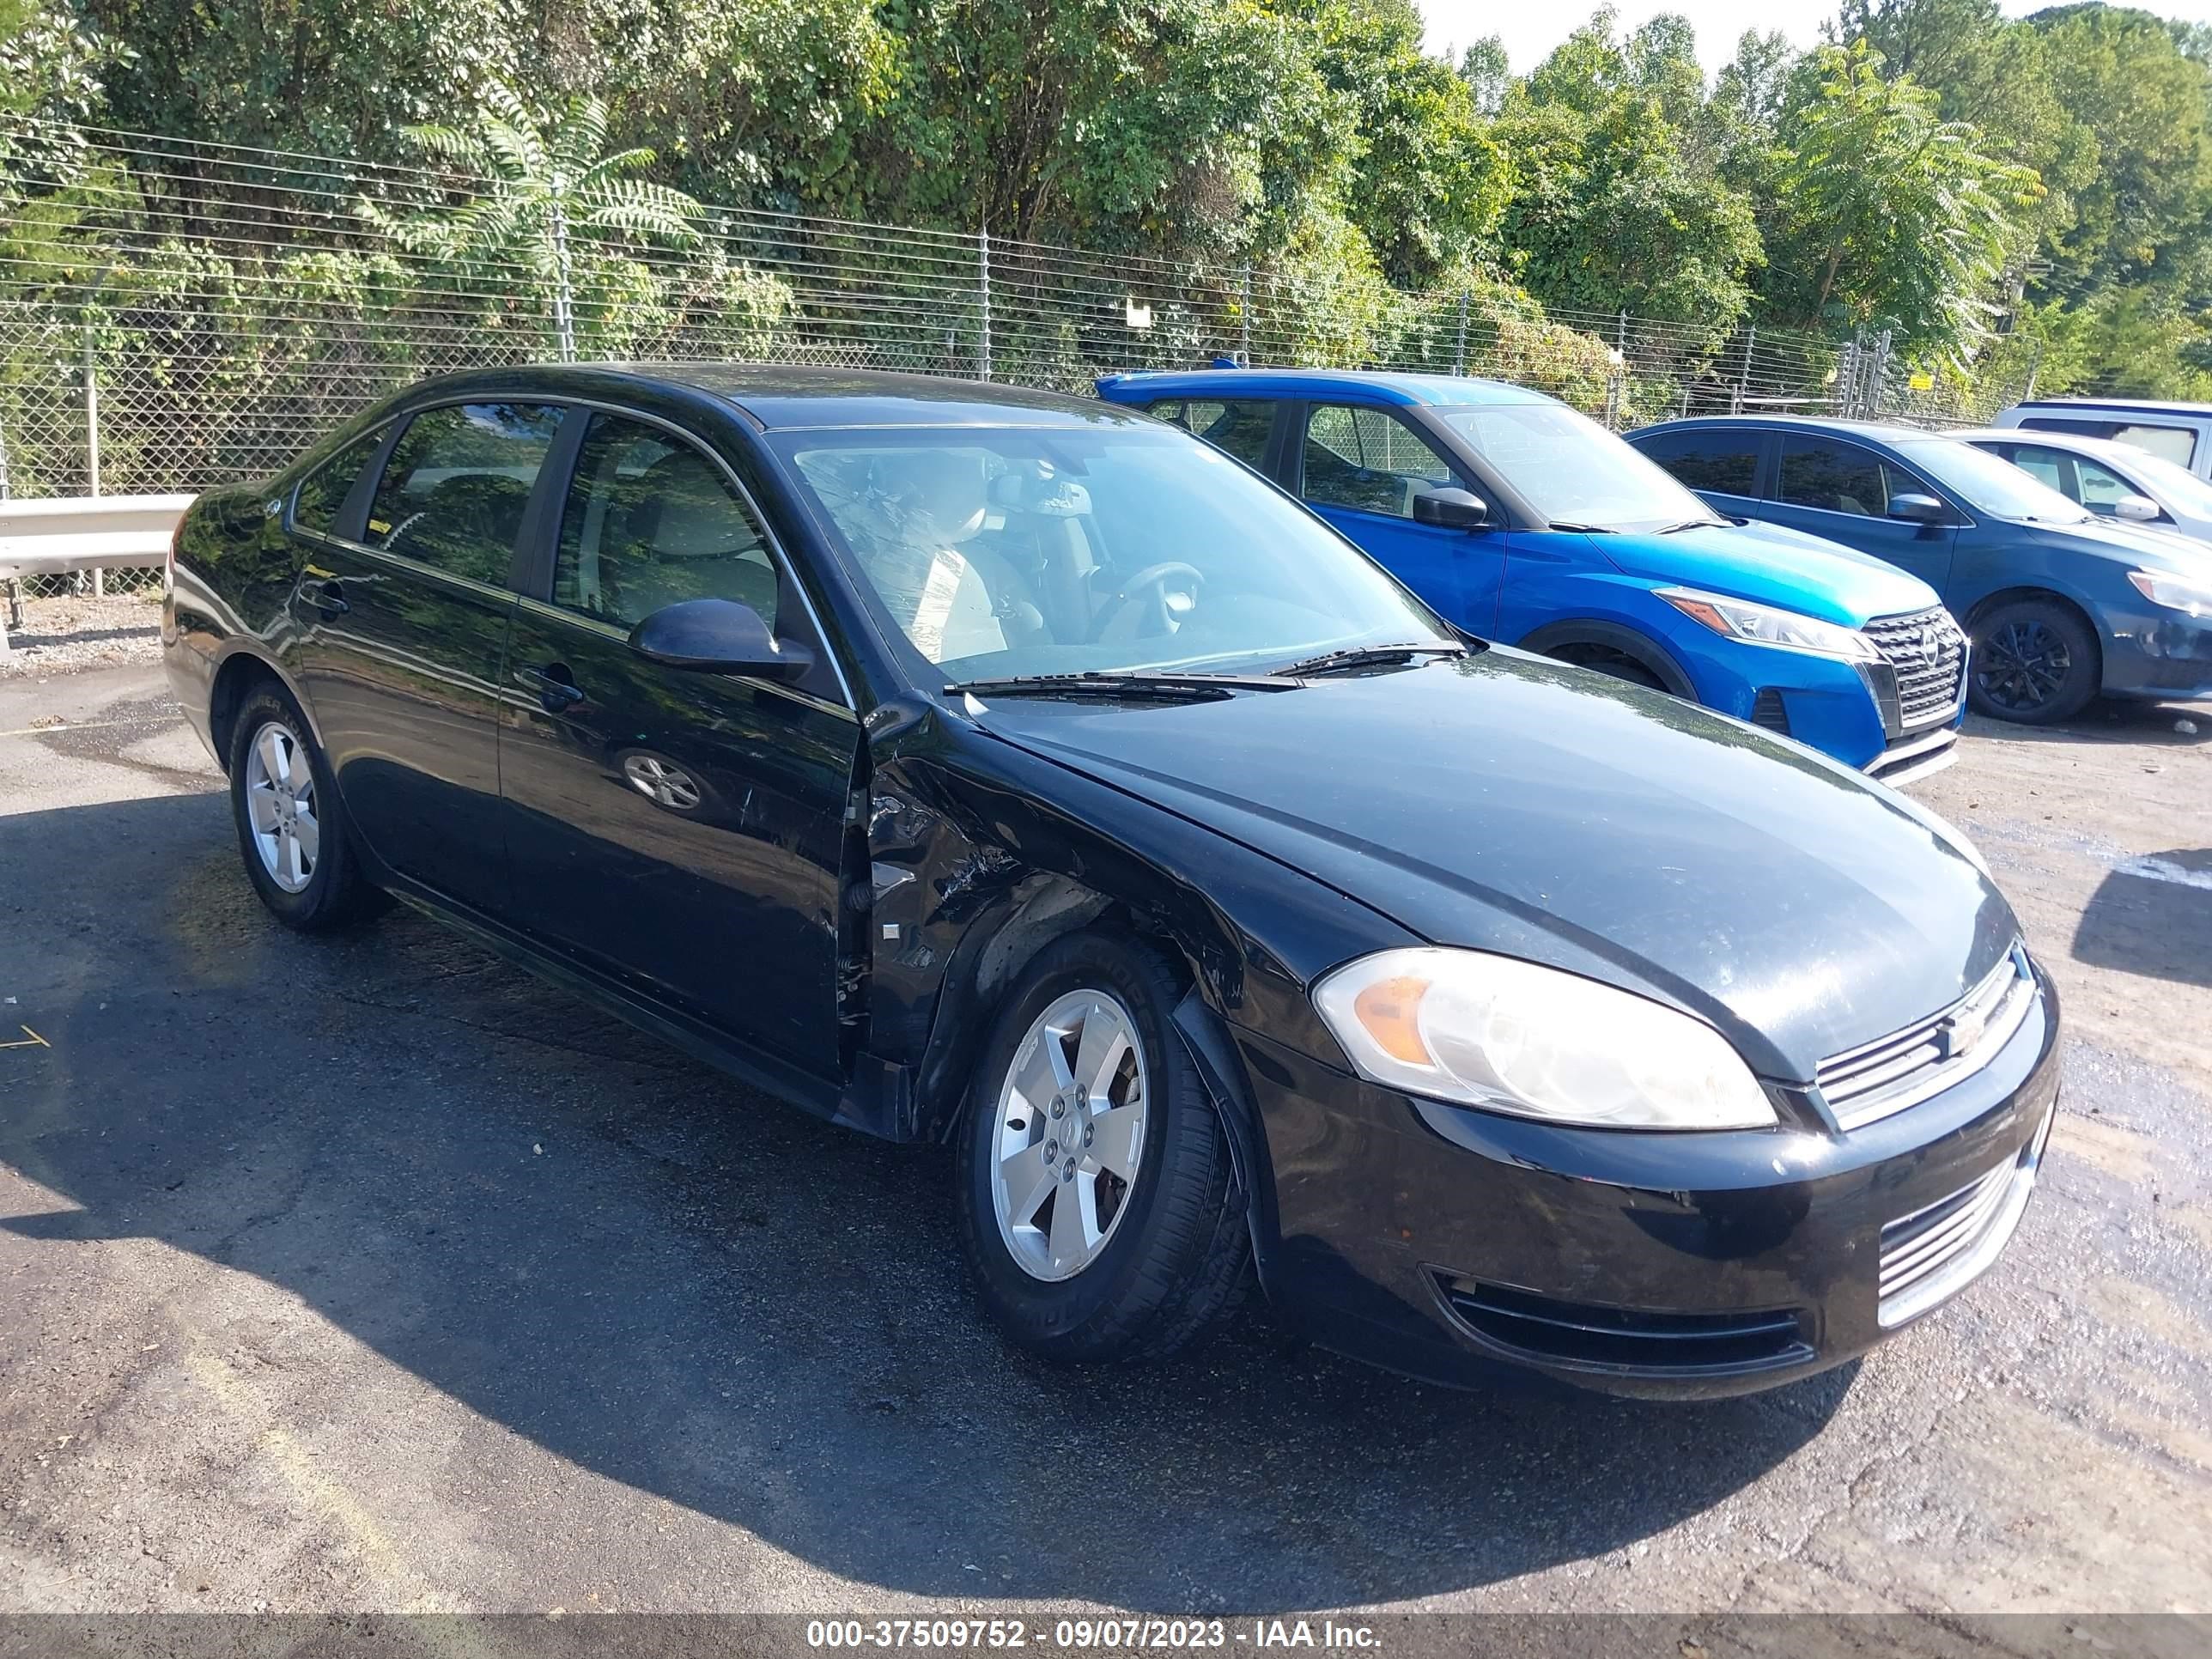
257, 726, 288, 787
1007, 1037, 1060, 1118
1074, 1005, 1132, 1106
1042, 1022, 1078, 1093
291, 805, 320, 866
999, 1141, 1054, 1227
1088, 1103, 1142, 1181
1048, 1170, 1100, 1272
247, 785, 281, 835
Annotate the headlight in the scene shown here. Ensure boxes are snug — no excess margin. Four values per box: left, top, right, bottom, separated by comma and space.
1656, 586, 1880, 661
1312, 948, 1777, 1130
2127, 568, 2212, 617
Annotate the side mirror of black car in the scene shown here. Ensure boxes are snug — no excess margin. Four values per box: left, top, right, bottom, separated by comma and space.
1888, 492, 1949, 525
628, 598, 814, 681
1413, 487, 1490, 530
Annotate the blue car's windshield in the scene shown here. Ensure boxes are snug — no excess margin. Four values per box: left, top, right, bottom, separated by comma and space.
1430, 401, 1722, 532
773, 424, 1456, 683
1896, 439, 2092, 525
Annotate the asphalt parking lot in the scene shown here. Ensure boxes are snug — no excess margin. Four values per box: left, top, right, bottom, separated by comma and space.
1, 664, 2208, 1631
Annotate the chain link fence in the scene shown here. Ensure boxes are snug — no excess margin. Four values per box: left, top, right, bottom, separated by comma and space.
2, 118, 2038, 608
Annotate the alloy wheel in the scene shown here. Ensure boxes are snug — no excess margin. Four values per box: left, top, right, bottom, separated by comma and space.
243, 719, 320, 893
990, 988, 1149, 1281
1976, 619, 2072, 714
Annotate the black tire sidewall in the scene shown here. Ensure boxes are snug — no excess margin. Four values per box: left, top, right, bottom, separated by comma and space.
228, 685, 354, 927
1969, 600, 2100, 724
955, 934, 1206, 1352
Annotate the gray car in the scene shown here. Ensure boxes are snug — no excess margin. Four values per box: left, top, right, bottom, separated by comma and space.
1960, 427, 2212, 545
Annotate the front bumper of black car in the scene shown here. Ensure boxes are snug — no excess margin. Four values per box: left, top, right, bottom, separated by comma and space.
1241, 967, 2061, 1400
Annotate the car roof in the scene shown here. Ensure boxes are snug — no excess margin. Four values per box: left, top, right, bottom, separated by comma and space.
1096, 367, 1559, 409
1954, 425, 2146, 460
1634, 413, 1941, 445
2010, 397, 2212, 418
403, 362, 1136, 431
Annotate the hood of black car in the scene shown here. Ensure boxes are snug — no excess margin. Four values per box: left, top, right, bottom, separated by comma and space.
966, 650, 2020, 1081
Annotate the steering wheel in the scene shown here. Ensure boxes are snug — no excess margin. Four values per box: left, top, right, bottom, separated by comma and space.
1090, 562, 1206, 642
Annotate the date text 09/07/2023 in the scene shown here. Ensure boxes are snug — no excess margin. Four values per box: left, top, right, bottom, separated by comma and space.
804, 1619, 1383, 1650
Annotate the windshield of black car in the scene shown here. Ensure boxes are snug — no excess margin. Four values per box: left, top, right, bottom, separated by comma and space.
774, 423, 1456, 684
1895, 438, 2092, 524
1429, 401, 1720, 532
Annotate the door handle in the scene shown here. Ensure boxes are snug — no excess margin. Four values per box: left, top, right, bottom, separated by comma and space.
306, 579, 349, 617
522, 664, 586, 712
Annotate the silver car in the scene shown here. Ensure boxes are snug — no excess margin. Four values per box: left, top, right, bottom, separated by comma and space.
1962, 426, 2212, 545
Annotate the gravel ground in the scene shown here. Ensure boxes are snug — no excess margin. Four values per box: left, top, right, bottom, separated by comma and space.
0, 665, 2207, 1645
0, 589, 162, 678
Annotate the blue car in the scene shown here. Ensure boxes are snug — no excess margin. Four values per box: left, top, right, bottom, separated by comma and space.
1096, 368, 1966, 781
1631, 414, 2212, 724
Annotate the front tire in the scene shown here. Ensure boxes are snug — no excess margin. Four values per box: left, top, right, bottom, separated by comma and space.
1547, 641, 1667, 692
1968, 599, 2100, 724
955, 933, 1249, 1363
227, 684, 377, 931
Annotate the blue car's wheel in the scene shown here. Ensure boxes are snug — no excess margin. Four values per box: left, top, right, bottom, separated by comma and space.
1968, 599, 2099, 725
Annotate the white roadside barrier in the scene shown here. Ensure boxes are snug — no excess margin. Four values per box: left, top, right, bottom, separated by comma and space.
0, 494, 194, 657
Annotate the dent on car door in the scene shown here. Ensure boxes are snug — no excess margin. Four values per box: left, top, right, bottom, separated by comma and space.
1295, 403, 1504, 631
288, 400, 560, 912
496, 409, 860, 1073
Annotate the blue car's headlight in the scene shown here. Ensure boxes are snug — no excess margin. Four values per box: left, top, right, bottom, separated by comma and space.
2127, 568, 2212, 617
1313, 948, 1778, 1130
1656, 586, 1881, 662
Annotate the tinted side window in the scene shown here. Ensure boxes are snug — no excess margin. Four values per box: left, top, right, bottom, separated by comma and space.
364, 402, 563, 584
292, 428, 386, 536
1146, 399, 1276, 471
1777, 435, 1889, 517
554, 413, 779, 630
1301, 404, 1455, 519
1637, 429, 1760, 495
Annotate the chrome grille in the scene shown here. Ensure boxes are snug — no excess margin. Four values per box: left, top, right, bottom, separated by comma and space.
1864, 607, 1967, 729
1877, 1099, 2052, 1328
1818, 947, 2036, 1130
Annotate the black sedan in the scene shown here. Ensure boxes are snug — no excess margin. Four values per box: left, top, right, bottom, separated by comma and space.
163, 366, 2059, 1398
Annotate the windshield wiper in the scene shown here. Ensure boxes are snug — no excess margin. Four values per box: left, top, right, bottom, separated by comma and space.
1277, 641, 1468, 678
1656, 518, 1727, 534
947, 670, 1299, 702
1546, 520, 1618, 534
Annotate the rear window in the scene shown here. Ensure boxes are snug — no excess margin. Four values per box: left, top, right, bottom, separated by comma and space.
363, 402, 564, 584
1634, 428, 1761, 496
1144, 398, 1275, 471
2019, 416, 2198, 468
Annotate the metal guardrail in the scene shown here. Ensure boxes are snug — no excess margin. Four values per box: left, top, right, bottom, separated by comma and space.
0, 492, 190, 656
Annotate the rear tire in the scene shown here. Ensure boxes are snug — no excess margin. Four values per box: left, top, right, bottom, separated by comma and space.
227, 684, 378, 931
1968, 599, 2099, 724
954, 932, 1249, 1363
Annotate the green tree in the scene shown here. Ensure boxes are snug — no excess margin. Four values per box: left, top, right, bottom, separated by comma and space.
2029, 4, 2212, 300
1498, 9, 1764, 334
1762, 40, 2041, 359
400, 85, 702, 360
1285, 0, 1511, 287
1457, 36, 1510, 116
